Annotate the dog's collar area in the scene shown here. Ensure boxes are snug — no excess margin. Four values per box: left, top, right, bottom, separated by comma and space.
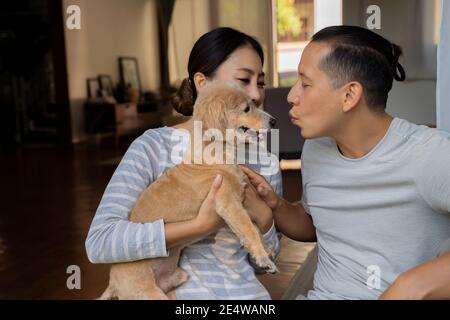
238, 127, 263, 137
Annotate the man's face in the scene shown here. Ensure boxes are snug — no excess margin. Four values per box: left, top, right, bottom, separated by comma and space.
287, 42, 344, 139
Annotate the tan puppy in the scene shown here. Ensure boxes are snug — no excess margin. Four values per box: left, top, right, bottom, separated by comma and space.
99, 81, 277, 300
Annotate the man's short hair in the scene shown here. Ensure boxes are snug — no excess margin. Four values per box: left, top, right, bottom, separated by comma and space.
311, 25, 406, 110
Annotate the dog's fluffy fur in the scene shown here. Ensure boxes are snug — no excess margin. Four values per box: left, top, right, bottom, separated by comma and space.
99, 81, 277, 300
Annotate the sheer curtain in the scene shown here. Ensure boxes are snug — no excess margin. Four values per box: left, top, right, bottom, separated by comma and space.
437, 0, 450, 132
210, 0, 273, 85
168, 0, 272, 85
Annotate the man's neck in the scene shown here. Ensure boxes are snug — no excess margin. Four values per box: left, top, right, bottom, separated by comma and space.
333, 110, 393, 159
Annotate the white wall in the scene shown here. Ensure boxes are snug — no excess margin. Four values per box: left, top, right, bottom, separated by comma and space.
387, 81, 436, 126
437, 0, 450, 132
314, 0, 342, 32
342, 0, 440, 125
63, 0, 160, 143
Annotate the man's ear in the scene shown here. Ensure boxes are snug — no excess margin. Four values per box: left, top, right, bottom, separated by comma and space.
193, 72, 209, 91
342, 81, 363, 113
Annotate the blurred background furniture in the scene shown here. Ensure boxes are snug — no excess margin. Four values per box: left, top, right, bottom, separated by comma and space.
265, 87, 304, 159
84, 100, 162, 146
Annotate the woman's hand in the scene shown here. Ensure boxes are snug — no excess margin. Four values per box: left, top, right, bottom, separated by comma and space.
193, 174, 226, 235
243, 182, 274, 234
165, 175, 225, 249
240, 166, 281, 210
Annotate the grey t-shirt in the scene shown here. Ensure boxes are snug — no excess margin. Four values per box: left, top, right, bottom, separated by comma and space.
301, 118, 450, 300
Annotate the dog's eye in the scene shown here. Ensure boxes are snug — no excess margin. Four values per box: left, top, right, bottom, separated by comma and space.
244, 105, 251, 113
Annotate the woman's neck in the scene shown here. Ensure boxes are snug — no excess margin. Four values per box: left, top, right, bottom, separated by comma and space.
172, 118, 193, 130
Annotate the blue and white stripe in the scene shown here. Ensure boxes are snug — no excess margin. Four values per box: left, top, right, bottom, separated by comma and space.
86, 126, 283, 299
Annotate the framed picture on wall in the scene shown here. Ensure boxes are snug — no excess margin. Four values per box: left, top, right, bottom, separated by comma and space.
98, 74, 114, 97
118, 57, 141, 94
86, 78, 100, 98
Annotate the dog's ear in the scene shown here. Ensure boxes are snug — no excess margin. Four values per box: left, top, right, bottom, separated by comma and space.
192, 82, 246, 130
199, 95, 228, 131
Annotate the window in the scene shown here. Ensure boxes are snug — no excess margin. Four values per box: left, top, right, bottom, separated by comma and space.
275, 0, 315, 87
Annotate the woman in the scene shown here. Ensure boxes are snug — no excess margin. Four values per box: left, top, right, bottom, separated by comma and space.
85, 27, 282, 299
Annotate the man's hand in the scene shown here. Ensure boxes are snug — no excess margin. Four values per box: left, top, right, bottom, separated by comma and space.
240, 165, 281, 209
379, 251, 450, 300
379, 272, 426, 300
243, 182, 273, 234
240, 166, 316, 242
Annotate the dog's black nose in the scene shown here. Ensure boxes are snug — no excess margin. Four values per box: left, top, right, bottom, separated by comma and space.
269, 117, 277, 128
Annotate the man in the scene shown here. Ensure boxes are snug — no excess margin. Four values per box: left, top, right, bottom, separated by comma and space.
242, 26, 450, 300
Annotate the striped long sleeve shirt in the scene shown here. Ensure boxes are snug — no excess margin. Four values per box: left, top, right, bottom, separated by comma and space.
85, 126, 283, 299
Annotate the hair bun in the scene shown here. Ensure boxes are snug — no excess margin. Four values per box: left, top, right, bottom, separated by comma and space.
169, 78, 194, 116
394, 62, 406, 82
391, 43, 406, 82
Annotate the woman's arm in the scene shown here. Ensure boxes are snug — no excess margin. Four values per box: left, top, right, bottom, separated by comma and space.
272, 199, 316, 242
86, 135, 166, 263
85, 134, 224, 264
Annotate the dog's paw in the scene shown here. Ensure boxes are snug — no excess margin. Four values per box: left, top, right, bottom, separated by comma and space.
265, 246, 275, 260
255, 256, 279, 274
265, 261, 279, 274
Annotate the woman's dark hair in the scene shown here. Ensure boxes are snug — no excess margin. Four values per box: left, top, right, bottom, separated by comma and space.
170, 27, 264, 116
311, 25, 406, 110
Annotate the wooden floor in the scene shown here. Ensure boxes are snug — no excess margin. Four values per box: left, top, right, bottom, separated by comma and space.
0, 139, 314, 299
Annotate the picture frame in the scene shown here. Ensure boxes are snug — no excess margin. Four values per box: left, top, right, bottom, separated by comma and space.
86, 78, 100, 98
118, 57, 141, 94
98, 74, 114, 97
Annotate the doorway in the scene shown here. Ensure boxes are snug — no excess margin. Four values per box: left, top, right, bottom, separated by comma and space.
0, 0, 71, 150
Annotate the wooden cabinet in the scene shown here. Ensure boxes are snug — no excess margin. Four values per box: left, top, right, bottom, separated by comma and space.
85, 102, 137, 134
114, 103, 138, 124
84, 101, 162, 145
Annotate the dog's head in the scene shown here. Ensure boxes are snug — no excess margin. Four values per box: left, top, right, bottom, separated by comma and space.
192, 81, 276, 141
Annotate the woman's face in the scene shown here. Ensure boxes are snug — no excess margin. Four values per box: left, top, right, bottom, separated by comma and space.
210, 46, 265, 106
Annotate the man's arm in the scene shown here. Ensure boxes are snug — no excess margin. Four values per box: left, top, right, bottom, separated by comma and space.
240, 166, 316, 243
273, 199, 316, 242
380, 251, 450, 300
